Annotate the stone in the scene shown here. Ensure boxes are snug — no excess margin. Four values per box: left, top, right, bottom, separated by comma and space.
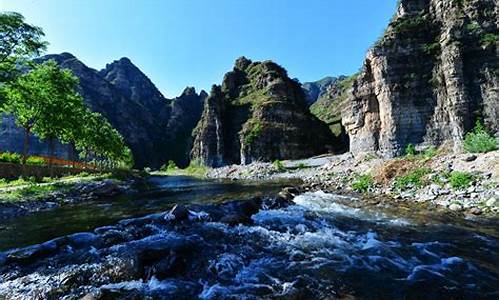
485, 198, 498, 207
463, 155, 477, 162
468, 207, 483, 215
448, 203, 463, 211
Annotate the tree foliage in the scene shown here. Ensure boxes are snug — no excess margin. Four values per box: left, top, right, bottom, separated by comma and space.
0, 11, 47, 84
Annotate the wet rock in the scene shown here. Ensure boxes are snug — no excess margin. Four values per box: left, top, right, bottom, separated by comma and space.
6, 240, 58, 265
219, 214, 251, 226
164, 204, 189, 222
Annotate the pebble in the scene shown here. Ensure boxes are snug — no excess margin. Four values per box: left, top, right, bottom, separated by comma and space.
468, 207, 482, 215
485, 198, 498, 207
449, 203, 462, 211
463, 155, 477, 162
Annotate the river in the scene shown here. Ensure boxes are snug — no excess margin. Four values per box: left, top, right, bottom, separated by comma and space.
0, 175, 497, 299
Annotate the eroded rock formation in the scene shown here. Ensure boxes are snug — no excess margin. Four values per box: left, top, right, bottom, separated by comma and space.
342, 0, 499, 156
191, 57, 340, 167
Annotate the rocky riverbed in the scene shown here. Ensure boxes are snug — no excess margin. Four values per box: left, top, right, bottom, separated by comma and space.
207, 151, 500, 216
0, 188, 497, 299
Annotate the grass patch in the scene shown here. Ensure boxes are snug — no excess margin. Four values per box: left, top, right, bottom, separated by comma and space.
243, 120, 263, 146
0, 152, 22, 164
480, 33, 498, 48
394, 167, 431, 189
351, 174, 374, 193
463, 121, 498, 153
155, 158, 210, 178
273, 160, 286, 172
449, 171, 474, 190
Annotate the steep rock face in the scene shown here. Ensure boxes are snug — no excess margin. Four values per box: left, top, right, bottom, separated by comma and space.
342, 0, 499, 156
191, 57, 338, 167
1, 53, 206, 168
302, 76, 346, 105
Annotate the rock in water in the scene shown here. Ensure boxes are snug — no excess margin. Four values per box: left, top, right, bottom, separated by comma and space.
191, 57, 344, 167
342, 0, 499, 157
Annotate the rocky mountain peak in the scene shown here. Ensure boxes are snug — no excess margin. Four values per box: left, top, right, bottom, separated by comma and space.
192, 57, 342, 167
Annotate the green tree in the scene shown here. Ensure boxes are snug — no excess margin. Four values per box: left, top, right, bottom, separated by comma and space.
3, 61, 86, 170
0, 12, 47, 84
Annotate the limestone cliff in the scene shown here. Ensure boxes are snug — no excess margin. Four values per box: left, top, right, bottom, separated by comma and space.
342, 0, 499, 157
191, 57, 339, 167
302, 76, 346, 105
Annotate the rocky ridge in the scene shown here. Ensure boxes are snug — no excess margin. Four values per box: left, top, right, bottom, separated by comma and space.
191, 57, 341, 167
342, 0, 499, 157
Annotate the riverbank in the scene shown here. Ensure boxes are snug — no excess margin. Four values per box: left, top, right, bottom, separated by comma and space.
0, 171, 146, 221
207, 149, 499, 217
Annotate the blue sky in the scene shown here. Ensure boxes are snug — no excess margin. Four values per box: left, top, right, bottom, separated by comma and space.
1, 0, 397, 98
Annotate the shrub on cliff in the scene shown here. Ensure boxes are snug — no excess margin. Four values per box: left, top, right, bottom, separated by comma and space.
463, 121, 498, 153
0, 152, 21, 164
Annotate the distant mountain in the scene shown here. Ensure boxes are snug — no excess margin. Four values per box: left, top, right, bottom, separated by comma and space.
0, 53, 207, 168
301, 76, 346, 105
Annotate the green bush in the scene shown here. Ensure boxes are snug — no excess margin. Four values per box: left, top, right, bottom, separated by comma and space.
273, 160, 285, 172
395, 168, 431, 189
0, 152, 22, 164
449, 171, 474, 189
160, 160, 178, 172
351, 174, 374, 193
25, 156, 45, 165
405, 144, 417, 156
480, 33, 498, 48
393, 15, 427, 35
463, 121, 498, 153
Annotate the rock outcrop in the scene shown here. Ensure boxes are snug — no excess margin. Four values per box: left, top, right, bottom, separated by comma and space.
191, 57, 339, 167
1, 53, 207, 168
342, 0, 499, 157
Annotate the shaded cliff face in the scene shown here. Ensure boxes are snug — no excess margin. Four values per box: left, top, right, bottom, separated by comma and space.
1, 53, 206, 168
191, 57, 339, 167
342, 0, 499, 157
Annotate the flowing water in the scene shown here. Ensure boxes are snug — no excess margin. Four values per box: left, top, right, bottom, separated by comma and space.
0, 176, 497, 299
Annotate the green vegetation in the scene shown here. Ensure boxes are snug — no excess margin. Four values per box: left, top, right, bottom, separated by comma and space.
25, 156, 45, 165
351, 174, 374, 193
160, 160, 178, 171
480, 33, 498, 48
404, 144, 417, 156
296, 163, 307, 169
0, 152, 22, 164
273, 160, 286, 172
449, 171, 474, 190
244, 120, 263, 145
393, 14, 427, 36
394, 167, 431, 189
421, 42, 441, 55
463, 121, 498, 153
309, 74, 358, 136
421, 147, 438, 159
155, 158, 209, 178
0, 12, 47, 84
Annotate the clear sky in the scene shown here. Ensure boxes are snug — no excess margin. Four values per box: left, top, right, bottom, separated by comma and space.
1, 0, 397, 98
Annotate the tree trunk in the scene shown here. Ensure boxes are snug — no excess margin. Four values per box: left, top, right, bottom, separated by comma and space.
22, 127, 30, 178
49, 138, 55, 178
